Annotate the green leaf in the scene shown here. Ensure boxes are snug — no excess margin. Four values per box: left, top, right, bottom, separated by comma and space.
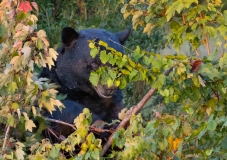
7, 114, 14, 126
11, 102, 19, 110
76, 126, 88, 139
143, 55, 153, 65
119, 76, 127, 89
89, 71, 100, 86
184, 0, 198, 8
205, 26, 217, 37
170, 21, 181, 30
205, 148, 213, 156
223, 10, 227, 25
91, 150, 100, 159
17, 12, 28, 21
207, 51, 217, 61
218, 25, 227, 38
49, 146, 60, 159
200, 64, 220, 80
133, 46, 143, 62
129, 69, 137, 81
221, 137, 227, 149
162, 127, 170, 138
90, 48, 99, 58
100, 50, 109, 64
219, 53, 227, 69
108, 68, 117, 80
158, 138, 168, 150
165, 2, 178, 22
182, 122, 192, 136
0, 24, 7, 43
8, 81, 18, 93
207, 121, 217, 131
117, 56, 127, 68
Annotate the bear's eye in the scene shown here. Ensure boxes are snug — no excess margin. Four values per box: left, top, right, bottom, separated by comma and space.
87, 62, 98, 70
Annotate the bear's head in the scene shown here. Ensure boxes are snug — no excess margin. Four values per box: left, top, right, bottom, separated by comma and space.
55, 27, 131, 99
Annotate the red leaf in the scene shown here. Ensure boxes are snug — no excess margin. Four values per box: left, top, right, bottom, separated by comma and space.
190, 59, 202, 73
18, 1, 32, 13
7, 142, 15, 148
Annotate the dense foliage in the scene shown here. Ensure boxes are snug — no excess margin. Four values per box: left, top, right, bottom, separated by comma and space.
1, 0, 227, 159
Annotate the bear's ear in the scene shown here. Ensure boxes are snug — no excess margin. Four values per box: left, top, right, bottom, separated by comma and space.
115, 28, 131, 45
61, 27, 79, 47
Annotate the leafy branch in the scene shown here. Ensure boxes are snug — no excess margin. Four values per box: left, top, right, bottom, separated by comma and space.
101, 66, 174, 156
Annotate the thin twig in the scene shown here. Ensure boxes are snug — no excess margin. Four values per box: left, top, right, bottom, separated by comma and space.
182, 13, 186, 25
45, 118, 77, 130
89, 126, 113, 133
47, 127, 65, 141
204, 33, 210, 55
195, 49, 201, 59
100, 66, 174, 157
199, 13, 210, 56
108, 38, 134, 53
47, 127, 61, 141
1, 125, 10, 153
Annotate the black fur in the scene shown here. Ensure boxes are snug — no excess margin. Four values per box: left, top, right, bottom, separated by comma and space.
40, 27, 131, 139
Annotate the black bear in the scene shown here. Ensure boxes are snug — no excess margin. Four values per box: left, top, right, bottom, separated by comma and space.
40, 27, 131, 138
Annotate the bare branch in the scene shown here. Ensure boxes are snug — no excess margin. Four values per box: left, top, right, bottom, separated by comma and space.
182, 13, 186, 25
100, 66, 174, 157
89, 126, 113, 133
204, 33, 210, 55
45, 118, 77, 130
1, 125, 10, 153
195, 49, 201, 58
199, 13, 210, 56
47, 127, 65, 141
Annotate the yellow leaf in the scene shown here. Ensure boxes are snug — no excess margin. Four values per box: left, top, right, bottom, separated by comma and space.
121, 69, 130, 75
11, 102, 19, 110
15, 148, 25, 160
123, 12, 131, 20
173, 138, 182, 151
125, 65, 132, 71
25, 119, 36, 132
99, 41, 108, 47
107, 78, 113, 88
128, 58, 136, 68
118, 108, 128, 120
213, 0, 221, 6
41, 98, 60, 114
22, 112, 36, 132
114, 80, 120, 87
132, 10, 143, 27
89, 42, 95, 48
46, 57, 55, 69
49, 48, 58, 61
168, 135, 174, 152
37, 30, 46, 38
143, 23, 154, 36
